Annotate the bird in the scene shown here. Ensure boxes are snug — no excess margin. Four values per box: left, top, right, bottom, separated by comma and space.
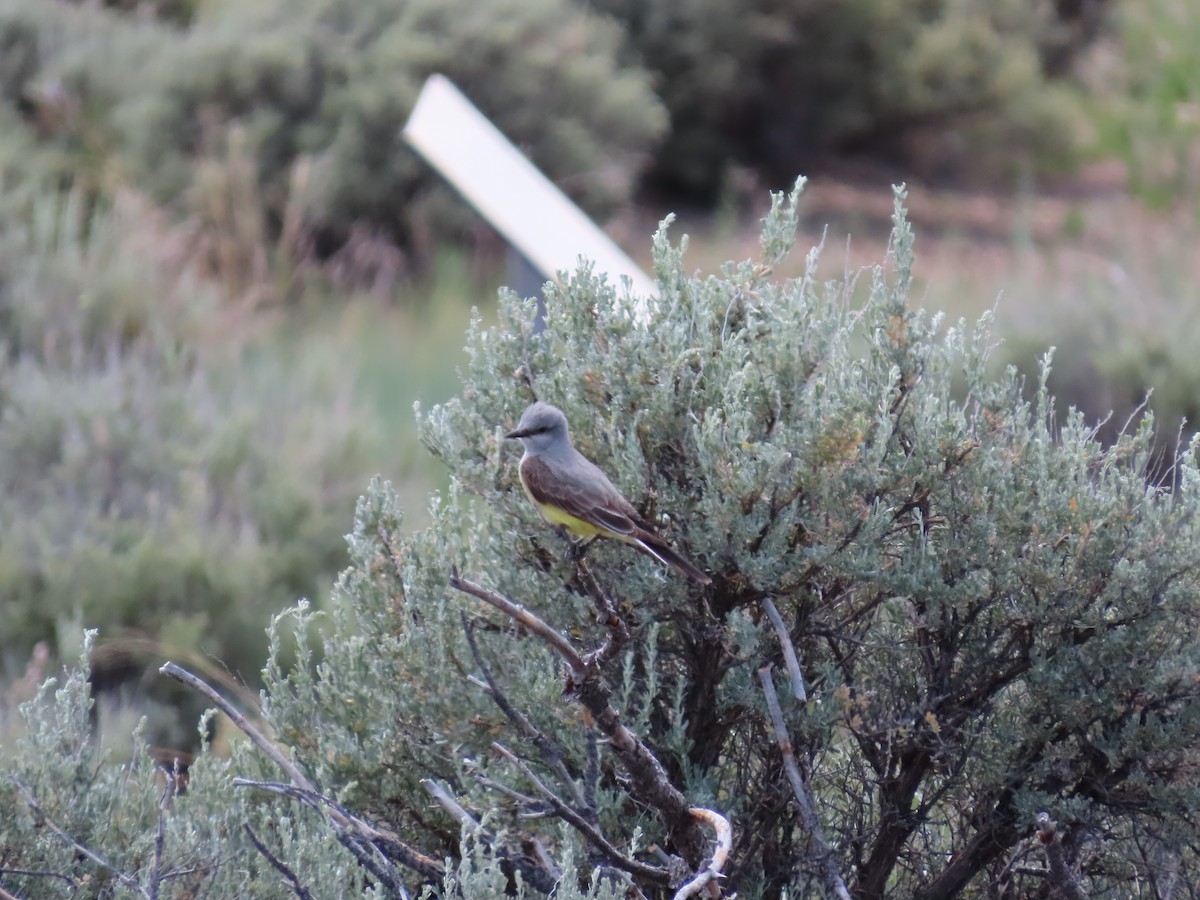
505, 401, 711, 585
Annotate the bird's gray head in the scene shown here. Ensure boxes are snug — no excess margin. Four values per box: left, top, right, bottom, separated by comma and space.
505, 401, 571, 455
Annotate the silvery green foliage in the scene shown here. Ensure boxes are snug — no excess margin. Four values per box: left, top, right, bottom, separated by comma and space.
5, 182, 1199, 897
406, 178, 1197, 895
0, 631, 658, 897
1, 632, 380, 897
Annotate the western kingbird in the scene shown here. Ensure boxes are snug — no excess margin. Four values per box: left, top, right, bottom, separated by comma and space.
505, 401, 711, 585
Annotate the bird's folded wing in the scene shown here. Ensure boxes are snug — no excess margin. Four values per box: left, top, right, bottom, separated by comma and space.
521, 455, 638, 536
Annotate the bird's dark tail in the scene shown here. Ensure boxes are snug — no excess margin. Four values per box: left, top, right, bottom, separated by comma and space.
634, 533, 712, 585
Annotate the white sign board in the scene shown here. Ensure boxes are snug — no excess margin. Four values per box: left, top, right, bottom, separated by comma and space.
402, 75, 658, 302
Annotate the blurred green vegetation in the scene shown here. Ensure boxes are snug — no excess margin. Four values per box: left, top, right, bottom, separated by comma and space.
0, 0, 666, 255
0, 190, 361, 687
1085, 0, 1200, 209
0, 183, 490, 738
0, 0, 1135, 246
592, 0, 1111, 198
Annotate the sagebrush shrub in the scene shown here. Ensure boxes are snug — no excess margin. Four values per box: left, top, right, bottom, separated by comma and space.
3, 183, 1197, 898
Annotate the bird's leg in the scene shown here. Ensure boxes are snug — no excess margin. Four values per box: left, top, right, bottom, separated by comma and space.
557, 528, 598, 562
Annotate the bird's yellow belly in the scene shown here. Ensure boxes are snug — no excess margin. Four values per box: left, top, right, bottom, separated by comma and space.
532, 499, 603, 539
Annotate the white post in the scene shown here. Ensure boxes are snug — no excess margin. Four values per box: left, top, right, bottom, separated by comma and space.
402, 75, 658, 306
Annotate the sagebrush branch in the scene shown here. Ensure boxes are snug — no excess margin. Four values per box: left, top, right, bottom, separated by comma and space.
450, 568, 585, 670
233, 778, 437, 889
162, 662, 442, 887
159, 662, 309, 791
761, 597, 806, 701
758, 666, 851, 900
449, 570, 711, 868
1036, 813, 1086, 900
492, 742, 670, 885
10, 778, 149, 898
420, 778, 560, 892
243, 824, 315, 900
672, 807, 734, 900
461, 613, 585, 808
573, 556, 630, 668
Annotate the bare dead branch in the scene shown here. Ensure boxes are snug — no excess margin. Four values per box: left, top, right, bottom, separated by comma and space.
562, 668, 710, 865
159, 662, 309, 791
689, 808, 732, 874
573, 557, 630, 669
231, 778, 433, 871
148, 766, 179, 900
464, 761, 542, 809
761, 597, 806, 701
757, 666, 851, 900
421, 779, 482, 832
449, 571, 710, 867
10, 778, 149, 898
163, 661, 442, 894
491, 742, 670, 885
243, 825, 314, 900
671, 807, 734, 900
420, 779, 561, 893
461, 613, 585, 807
450, 570, 585, 672
234, 778, 435, 894
1035, 813, 1087, 900
339, 838, 413, 900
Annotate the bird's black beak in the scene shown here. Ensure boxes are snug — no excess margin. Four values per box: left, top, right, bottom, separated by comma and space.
505, 427, 528, 440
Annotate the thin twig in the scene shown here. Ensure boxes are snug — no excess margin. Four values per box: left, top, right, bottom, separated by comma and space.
1035, 813, 1087, 900
0, 869, 77, 891
449, 572, 709, 867
450, 570, 585, 672
156, 863, 219, 884
10, 778, 149, 899
163, 662, 439, 872
159, 663, 310, 792
233, 779, 434, 894
163, 661, 442, 891
418, 779, 559, 893
492, 743, 670, 885
573, 557, 630, 669
231, 779, 434, 868
757, 666, 851, 900
243, 825, 314, 900
148, 766, 177, 900
672, 808, 734, 900
464, 761, 543, 808
761, 597, 806, 701
421, 779, 482, 832
462, 614, 585, 807
339, 838, 413, 900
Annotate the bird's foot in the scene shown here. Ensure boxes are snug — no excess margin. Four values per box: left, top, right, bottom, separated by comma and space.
559, 531, 597, 563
